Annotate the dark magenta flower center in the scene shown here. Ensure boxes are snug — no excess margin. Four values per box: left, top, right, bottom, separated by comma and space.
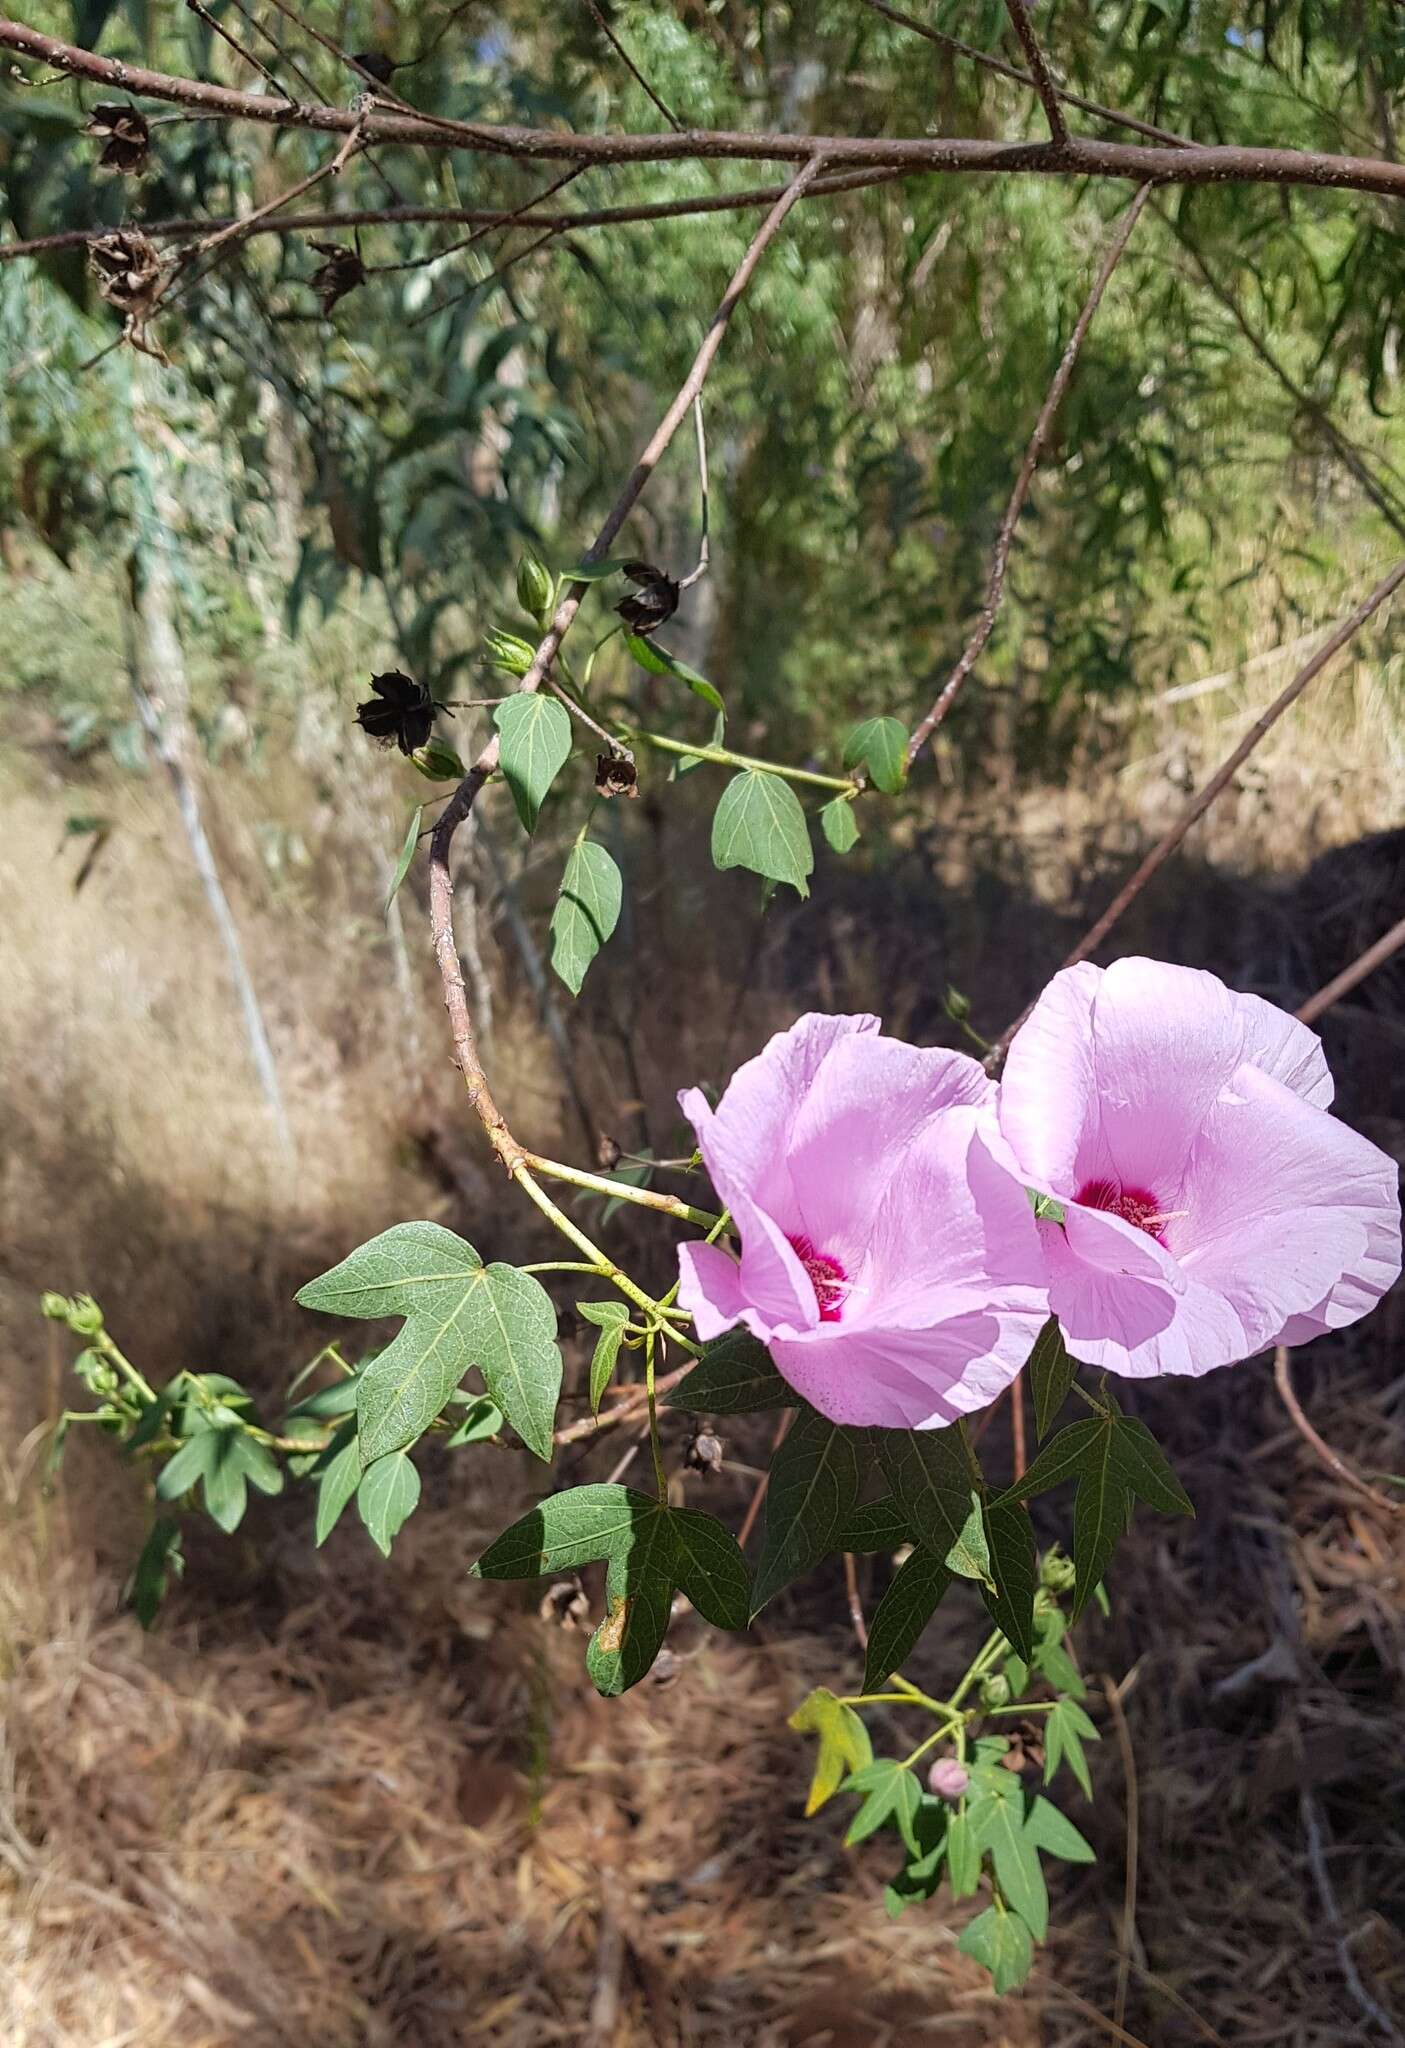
1076, 1177, 1169, 1240
788, 1233, 848, 1321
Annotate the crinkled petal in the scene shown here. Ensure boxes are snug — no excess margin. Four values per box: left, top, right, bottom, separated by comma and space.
783, 1036, 992, 1269
771, 1308, 1037, 1430
1170, 1065, 1398, 1347
997, 962, 1101, 1195
1063, 1201, 1187, 1295
731, 1191, 820, 1332
676, 1241, 758, 1344
1276, 1201, 1402, 1342
678, 1012, 878, 1221
1228, 989, 1333, 1108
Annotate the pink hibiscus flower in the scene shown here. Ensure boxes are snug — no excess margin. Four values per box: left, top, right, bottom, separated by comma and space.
675, 1013, 1049, 1429
997, 957, 1402, 1378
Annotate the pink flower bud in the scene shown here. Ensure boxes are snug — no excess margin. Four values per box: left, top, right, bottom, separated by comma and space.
928, 1758, 969, 1802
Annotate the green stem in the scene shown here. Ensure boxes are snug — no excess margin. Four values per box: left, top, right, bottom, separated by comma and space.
982, 1699, 1057, 1717
947, 1629, 1006, 1712
519, 1260, 604, 1275
900, 1719, 965, 1771
635, 729, 859, 794
512, 1165, 702, 1354
523, 1150, 720, 1231
644, 1329, 667, 1498
97, 1331, 157, 1406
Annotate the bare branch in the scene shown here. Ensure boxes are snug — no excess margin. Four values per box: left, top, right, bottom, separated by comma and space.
10, 23, 1405, 200
0, 167, 902, 267
1001, 0, 1069, 146
426, 159, 821, 1198
1295, 913, 1405, 1027
183, 0, 293, 101
985, 558, 1405, 1064
906, 183, 1153, 766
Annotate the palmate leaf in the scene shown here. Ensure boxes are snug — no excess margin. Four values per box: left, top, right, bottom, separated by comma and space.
312, 1422, 360, 1546
666, 1328, 793, 1415
958, 1903, 1035, 1994
862, 1546, 951, 1690
474, 1487, 751, 1694
1045, 1696, 1100, 1799
836, 1495, 910, 1553
550, 838, 622, 996
789, 1688, 874, 1815
967, 1774, 1048, 1940
296, 1221, 562, 1464
844, 1760, 923, 1853
494, 694, 572, 833
752, 1406, 862, 1614
879, 1429, 990, 1583
126, 1517, 184, 1629
710, 770, 813, 898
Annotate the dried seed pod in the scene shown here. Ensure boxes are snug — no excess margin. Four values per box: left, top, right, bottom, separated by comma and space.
684, 1429, 725, 1476
87, 102, 151, 175
596, 1133, 623, 1170
309, 241, 366, 315
354, 670, 437, 755
594, 752, 638, 800
88, 230, 167, 359
615, 560, 680, 637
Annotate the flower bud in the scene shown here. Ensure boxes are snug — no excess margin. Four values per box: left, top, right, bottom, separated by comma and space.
515, 553, 555, 628
928, 1757, 969, 1802
979, 1672, 1011, 1709
1040, 1550, 1077, 1594
40, 1292, 72, 1321
67, 1294, 105, 1335
410, 739, 466, 782
944, 985, 971, 1024
484, 629, 535, 678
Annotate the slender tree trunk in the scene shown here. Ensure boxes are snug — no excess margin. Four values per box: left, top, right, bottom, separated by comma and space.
128, 437, 296, 1168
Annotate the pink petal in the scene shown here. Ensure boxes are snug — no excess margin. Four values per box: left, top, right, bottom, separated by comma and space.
858, 1107, 1047, 1329
997, 962, 1101, 1194
1082, 958, 1246, 1198
678, 1011, 877, 1222
676, 1242, 755, 1344
772, 1308, 1037, 1430
1171, 1065, 1398, 1349
1228, 990, 1333, 1108
783, 1037, 993, 1271
1043, 1219, 1245, 1378
1276, 1200, 1402, 1342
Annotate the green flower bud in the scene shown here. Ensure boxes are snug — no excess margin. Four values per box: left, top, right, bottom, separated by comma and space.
67, 1294, 105, 1335
1040, 1550, 1077, 1594
40, 1291, 72, 1321
484, 629, 535, 678
515, 553, 555, 628
944, 985, 972, 1024
410, 739, 467, 782
979, 1672, 1011, 1710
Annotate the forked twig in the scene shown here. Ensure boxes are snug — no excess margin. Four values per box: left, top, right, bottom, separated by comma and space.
1001, 0, 1068, 146
906, 184, 1153, 767
985, 556, 1405, 1063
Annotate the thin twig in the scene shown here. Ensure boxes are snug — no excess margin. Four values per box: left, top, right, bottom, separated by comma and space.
738, 1410, 791, 1549
906, 184, 1153, 766
678, 395, 710, 589
842, 1551, 869, 1650
1273, 1348, 1404, 1520
1099, 1671, 1141, 2035
852, 0, 1188, 148
0, 167, 902, 266
553, 1365, 690, 1447
184, 0, 292, 100
367, 164, 586, 274
580, 0, 683, 131
225, 0, 324, 102
1295, 912, 1405, 1026
1010, 1375, 1027, 1481
1001, 0, 1068, 146
985, 556, 1405, 1064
